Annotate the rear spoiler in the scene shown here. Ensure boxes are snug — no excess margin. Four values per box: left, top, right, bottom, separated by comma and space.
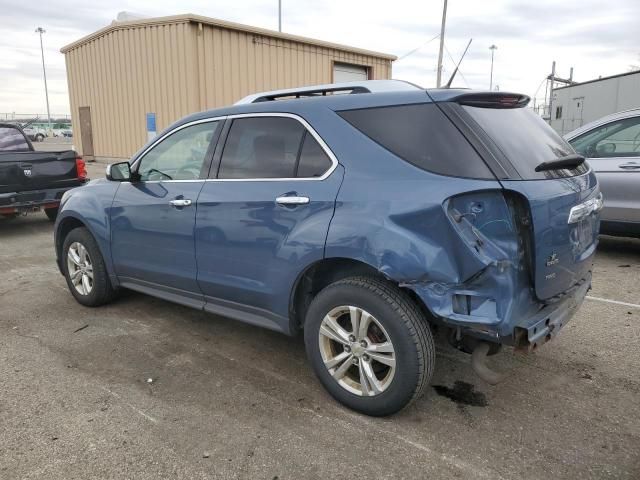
427, 90, 530, 109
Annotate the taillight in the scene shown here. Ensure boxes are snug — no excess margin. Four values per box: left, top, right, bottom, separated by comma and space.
76, 156, 87, 180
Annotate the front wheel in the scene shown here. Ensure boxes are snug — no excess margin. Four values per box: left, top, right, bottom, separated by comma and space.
62, 227, 115, 307
304, 276, 435, 416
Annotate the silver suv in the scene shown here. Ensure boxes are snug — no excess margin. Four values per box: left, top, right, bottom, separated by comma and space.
565, 108, 640, 238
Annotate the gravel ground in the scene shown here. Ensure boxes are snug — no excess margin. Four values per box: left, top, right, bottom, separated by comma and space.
1, 162, 639, 479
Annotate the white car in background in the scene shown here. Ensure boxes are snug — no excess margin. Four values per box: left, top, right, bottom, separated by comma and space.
565, 108, 640, 238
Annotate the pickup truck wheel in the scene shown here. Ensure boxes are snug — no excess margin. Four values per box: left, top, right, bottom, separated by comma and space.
62, 227, 115, 307
304, 276, 435, 416
44, 207, 58, 221
35, 133, 45, 142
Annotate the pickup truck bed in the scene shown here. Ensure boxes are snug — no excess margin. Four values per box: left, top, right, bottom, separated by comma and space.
0, 123, 87, 220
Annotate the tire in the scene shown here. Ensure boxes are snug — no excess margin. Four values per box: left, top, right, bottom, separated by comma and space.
44, 207, 59, 222
304, 276, 435, 416
35, 133, 45, 142
62, 227, 115, 307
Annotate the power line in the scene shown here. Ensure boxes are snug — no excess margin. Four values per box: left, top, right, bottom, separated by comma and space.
443, 43, 470, 88
396, 33, 441, 62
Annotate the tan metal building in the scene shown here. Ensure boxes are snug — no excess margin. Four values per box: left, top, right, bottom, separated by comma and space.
61, 14, 396, 161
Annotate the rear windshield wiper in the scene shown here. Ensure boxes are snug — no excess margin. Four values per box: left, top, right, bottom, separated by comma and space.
535, 154, 585, 172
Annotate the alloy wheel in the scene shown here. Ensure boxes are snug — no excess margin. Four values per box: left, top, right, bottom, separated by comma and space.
318, 305, 396, 396
66, 241, 94, 295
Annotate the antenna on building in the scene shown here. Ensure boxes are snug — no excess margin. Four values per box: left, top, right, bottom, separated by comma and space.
545, 61, 576, 123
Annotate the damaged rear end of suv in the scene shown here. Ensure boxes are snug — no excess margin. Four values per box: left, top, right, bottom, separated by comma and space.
314, 87, 601, 411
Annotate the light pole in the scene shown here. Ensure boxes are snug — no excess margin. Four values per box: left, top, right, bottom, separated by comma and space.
435, 0, 448, 87
278, 0, 282, 32
489, 44, 497, 91
35, 27, 52, 134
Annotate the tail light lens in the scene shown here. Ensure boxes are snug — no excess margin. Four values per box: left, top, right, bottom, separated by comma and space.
76, 156, 87, 180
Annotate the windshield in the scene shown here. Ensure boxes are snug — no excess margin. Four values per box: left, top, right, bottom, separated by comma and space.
462, 105, 587, 179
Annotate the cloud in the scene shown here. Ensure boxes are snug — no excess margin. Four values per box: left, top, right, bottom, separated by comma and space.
1, 0, 638, 113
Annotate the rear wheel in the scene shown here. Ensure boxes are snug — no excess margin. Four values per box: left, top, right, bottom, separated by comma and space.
35, 133, 45, 142
304, 276, 435, 416
44, 207, 58, 221
62, 227, 115, 307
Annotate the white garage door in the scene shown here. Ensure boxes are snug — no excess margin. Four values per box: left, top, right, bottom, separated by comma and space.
333, 62, 369, 83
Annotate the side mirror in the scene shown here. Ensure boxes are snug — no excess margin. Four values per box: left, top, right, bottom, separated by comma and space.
106, 162, 132, 181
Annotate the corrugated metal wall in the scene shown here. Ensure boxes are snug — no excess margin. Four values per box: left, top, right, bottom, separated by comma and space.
65, 20, 392, 160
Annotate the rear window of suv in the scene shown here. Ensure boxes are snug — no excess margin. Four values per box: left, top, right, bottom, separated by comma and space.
461, 105, 588, 179
337, 103, 494, 179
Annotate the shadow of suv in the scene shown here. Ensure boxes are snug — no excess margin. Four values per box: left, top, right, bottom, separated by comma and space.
54, 81, 602, 416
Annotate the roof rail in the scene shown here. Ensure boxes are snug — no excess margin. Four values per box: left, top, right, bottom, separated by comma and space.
234, 80, 422, 105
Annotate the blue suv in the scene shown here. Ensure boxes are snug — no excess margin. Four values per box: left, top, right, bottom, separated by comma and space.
54, 81, 602, 416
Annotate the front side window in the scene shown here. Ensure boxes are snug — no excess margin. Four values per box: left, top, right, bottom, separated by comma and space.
570, 116, 640, 158
0, 126, 30, 151
137, 121, 219, 181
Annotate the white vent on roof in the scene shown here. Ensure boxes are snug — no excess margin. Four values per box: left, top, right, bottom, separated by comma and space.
115, 11, 149, 22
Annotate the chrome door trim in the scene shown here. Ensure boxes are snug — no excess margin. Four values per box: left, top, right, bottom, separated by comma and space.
208, 112, 339, 182
127, 112, 339, 184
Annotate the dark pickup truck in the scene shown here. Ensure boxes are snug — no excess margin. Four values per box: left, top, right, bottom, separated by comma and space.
0, 123, 87, 221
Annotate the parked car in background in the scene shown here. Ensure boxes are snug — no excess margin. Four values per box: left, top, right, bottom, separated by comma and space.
54, 81, 601, 416
0, 123, 87, 221
565, 108, 640, 237
22, 125, 46, 142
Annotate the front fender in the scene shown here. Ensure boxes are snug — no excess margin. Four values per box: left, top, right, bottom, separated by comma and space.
54, 180, 119, 283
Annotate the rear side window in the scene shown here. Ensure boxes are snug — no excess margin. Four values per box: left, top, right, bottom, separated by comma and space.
218, 116, 334, 179
338, 103, 493, 179
0, 126, 30, 151
219, 117, 304, 179
297, 133, 332, 177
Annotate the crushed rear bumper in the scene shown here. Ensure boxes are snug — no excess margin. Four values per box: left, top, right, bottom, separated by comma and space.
512, 274, 591, 352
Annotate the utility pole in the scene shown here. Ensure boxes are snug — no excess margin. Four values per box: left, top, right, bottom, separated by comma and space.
35, 27, 52, 134
548, 60, 556, 123
436, 0, 448, 87
489, 44, 497, 90
278, 0, 282, 32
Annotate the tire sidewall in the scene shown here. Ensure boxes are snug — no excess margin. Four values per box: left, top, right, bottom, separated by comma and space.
304, 281, 424, 416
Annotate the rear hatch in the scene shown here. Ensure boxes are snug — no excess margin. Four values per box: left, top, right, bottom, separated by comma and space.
0, 150, 81, 195
434, 92, 600, 301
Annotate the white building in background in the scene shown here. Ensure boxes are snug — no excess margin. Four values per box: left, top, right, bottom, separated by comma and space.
549, 70, 640, 136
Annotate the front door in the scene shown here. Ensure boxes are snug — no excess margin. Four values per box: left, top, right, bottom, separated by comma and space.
195, 115, 342, 330
111, 120, 222, 302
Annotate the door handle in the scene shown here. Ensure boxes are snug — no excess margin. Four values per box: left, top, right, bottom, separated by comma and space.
169, 199, 192, 207
619, 163, 640, 170
275, 196, 310, 206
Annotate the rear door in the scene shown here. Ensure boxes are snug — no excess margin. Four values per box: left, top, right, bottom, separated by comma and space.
110, 120, 221, 301
195, 114, 342, 328
568, 115, 640, 224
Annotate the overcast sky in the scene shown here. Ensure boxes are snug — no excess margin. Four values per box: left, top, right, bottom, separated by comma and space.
1, 0, 638, 115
